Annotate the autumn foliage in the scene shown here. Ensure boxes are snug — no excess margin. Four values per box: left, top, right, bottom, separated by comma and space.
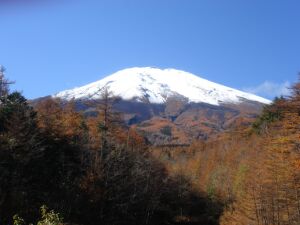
2, 71, 300, 225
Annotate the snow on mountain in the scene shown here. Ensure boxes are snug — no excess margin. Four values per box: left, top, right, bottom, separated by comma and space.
53, 67, 271, 106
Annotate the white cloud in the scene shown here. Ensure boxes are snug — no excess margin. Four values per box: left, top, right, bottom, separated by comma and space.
244, 81, 291, 100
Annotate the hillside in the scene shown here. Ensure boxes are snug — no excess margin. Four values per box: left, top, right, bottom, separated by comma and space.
50, 67, 270, 145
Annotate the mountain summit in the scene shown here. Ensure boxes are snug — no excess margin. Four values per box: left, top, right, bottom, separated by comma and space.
54, 67, 271, 106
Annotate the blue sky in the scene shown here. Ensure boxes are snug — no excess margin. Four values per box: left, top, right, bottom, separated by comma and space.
0, 0, 299, 100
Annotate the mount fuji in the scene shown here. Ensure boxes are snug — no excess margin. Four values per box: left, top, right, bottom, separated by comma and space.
53, 67, 271, 106
47, 67, 272, 144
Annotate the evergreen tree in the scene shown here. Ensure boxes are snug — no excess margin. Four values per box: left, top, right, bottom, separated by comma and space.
0, 92, 44, 223
0, 66, 14, 98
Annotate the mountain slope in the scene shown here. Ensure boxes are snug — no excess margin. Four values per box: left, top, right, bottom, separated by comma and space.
49, 67, 271, 145
54, 67, 271, 106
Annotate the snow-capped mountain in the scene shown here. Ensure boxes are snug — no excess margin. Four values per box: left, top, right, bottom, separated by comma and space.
54, 67, 271, 106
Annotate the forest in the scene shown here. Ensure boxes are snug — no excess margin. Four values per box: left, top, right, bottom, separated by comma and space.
1, 69, 300, 225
